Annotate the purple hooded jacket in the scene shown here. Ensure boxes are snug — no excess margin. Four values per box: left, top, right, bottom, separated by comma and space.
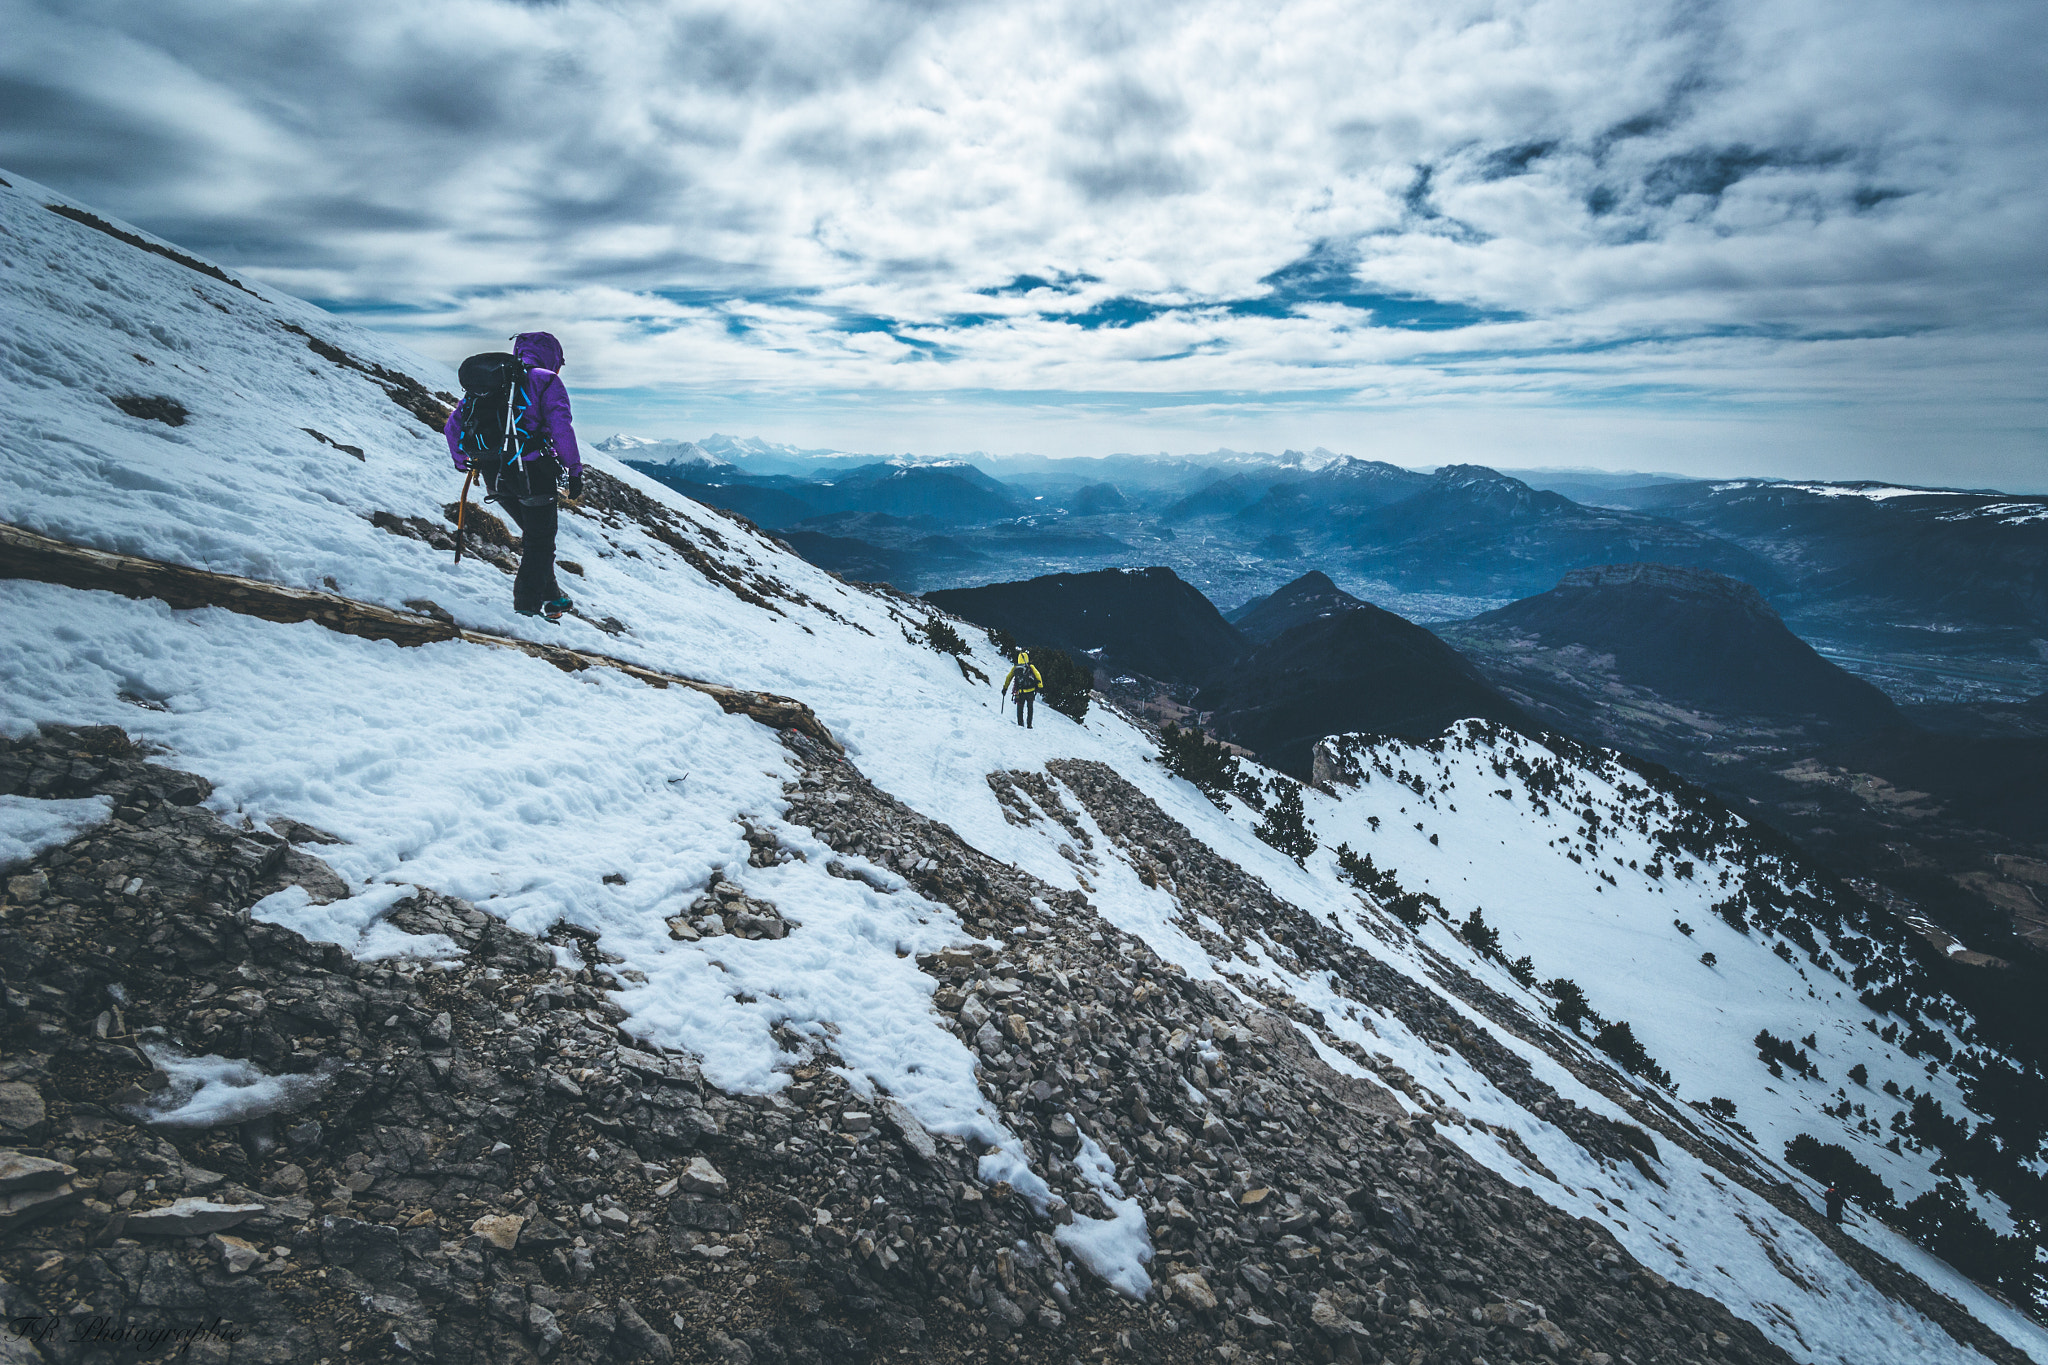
444, 331, 583, 475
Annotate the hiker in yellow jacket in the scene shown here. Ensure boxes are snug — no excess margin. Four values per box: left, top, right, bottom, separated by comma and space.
1001, 651, 1043, 729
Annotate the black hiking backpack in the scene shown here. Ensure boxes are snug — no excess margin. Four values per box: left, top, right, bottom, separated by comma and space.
455, 352, 555, 504
455, 352, 534, 463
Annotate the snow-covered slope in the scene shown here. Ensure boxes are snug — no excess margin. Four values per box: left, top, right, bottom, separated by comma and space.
1302, 727, 2047, 1314
1308, 725, 1993, 1215
1, 169, 2042, 1363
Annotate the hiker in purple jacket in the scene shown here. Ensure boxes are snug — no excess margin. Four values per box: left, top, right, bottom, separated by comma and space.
444, 331, 585, 620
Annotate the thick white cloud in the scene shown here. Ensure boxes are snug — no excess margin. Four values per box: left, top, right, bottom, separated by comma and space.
3, 0, 2044, 479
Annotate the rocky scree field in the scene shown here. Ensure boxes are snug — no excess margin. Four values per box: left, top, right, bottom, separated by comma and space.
2, 723, 1794, 1365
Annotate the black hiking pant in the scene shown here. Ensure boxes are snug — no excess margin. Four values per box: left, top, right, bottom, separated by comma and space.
1014, 692, 1035, 728
494, 456, 563, 612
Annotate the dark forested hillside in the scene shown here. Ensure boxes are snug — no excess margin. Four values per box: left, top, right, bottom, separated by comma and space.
924, 566, 1247, 682
1460, 562, 1897, 733
1200, 601, 1534, 777
1230, 569, 1371, 643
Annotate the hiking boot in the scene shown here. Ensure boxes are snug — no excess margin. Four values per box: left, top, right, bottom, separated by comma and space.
541, 596, 574, 622
515, 605, 545, 618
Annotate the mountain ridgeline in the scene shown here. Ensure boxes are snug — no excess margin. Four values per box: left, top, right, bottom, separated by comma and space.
624, 448, 2048, 761
1229, 569, 1369, 643
1203, 576, 1534, 776
925, 561, 1910, 779
927, 567, 1536, 777
929, 559, 2048, 975
1314, 464, 1785, 602
610, 438, 2048, 719
626, 452, 1022, 528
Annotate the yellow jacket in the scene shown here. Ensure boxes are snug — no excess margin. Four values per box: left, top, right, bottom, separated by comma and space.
1002, 662, 1043, 696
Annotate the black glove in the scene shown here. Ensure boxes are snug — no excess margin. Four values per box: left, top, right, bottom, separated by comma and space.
566, 474, 584, 501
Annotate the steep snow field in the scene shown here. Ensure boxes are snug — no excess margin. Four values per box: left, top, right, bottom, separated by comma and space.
1290, 729, 2048, 1357
1304, 726, 1990, 1218
2, 169, 2042, 1362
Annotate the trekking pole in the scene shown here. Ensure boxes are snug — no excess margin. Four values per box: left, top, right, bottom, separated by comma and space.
453, 465, 478, 564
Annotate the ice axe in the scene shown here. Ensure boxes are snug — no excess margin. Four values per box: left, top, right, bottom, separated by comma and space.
452, 465, 478, 564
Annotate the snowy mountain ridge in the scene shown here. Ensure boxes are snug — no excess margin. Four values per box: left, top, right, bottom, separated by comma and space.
0, 169, 2043, 1364
1705, 482, 1995, 502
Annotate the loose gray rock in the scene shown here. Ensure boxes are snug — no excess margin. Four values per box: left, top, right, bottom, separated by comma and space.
613, 1300, 673, 1363
0, 1151, 72, 1193
0, 1083, 45, 1136
0, 1179, 81, 1232
123, 1198, 266, 1236
677, 1155, 728, 1196
878, 1098, 940, 1164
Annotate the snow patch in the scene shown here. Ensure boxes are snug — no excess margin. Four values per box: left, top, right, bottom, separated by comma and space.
1938, 502, 2048, 525
1056, 1132, 1155, 1299
251, 883, 460, 962
128, 1041, 338, 1127
0, 794, 112, 871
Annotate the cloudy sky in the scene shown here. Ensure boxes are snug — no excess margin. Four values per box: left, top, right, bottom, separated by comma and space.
7, 0, 2045, 484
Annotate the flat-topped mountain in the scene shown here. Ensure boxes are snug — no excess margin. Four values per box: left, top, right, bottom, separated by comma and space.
823, 461, 1021, 522
924, 566, 1246, 682
1597, 479, 2048, 664
631, 457, 1021, 529
1466, 562, 1898, 732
